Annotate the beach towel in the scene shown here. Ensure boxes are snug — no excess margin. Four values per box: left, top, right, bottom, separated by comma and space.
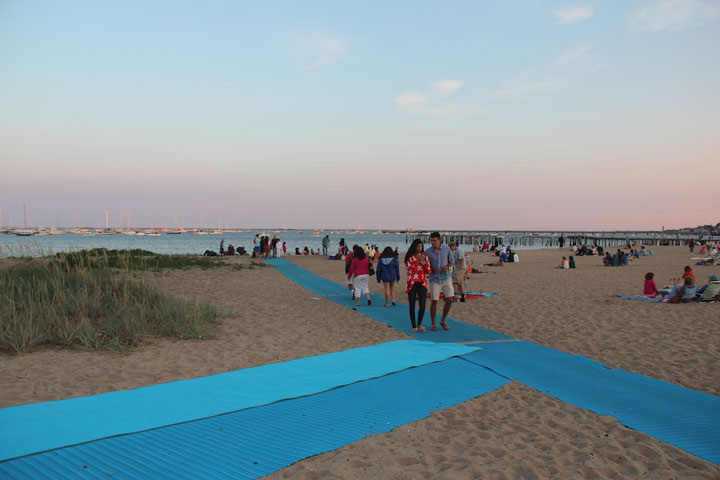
612, 295, 664, 303
427, 291, 501, 300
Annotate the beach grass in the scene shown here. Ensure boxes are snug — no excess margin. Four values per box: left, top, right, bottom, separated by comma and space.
56, 248, 267, 271
0, 249, 226, 354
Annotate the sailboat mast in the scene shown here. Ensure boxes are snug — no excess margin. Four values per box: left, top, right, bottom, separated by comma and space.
23, 202, 28, 229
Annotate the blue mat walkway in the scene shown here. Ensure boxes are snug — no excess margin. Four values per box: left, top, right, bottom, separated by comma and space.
465, 342, 720, 465
268, 257, 511, 343
0, 341, 477, 462
268, 258, 720, 467
0, 355, 508, 480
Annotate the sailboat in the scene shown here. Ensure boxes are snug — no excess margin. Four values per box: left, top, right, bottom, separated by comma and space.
194, 214, 208, 235
14, 203, 35, 236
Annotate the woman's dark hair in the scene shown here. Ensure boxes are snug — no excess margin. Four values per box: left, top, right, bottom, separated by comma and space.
405, 239, 424, 265
353, 245, 366, 260
380, 246, 395, 258
645, 272, 654, 280
684, 265, 691, 272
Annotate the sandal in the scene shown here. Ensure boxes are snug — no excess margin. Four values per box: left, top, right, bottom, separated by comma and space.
367, 298, 372, 305
419, 326, 426, 333
412, 328, 417, 334
430, 326, 438, 331
440, 322, 450, 331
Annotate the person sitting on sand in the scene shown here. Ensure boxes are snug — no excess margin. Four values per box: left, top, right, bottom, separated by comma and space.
643, 272, 660, 298
303, 246, 310, 255
665, 276, 697, 303
226, 244, 235, 255
569, 255, 576, 269
556, 256, 569, 269
697, 274, 719, 296
603, 252, 613, 266
682, 266, 696, 284
295, 247, 301, 255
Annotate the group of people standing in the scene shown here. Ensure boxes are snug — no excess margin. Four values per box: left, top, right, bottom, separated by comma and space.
253, 234, 286, 258
345, 232, 465, 333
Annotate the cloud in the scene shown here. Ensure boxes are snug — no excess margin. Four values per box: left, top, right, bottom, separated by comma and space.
557, 44, 592, 65
492, 79, 559, 98
298, 34, 348, 71
393, 91, 427, 106
629, 0, 720, 32
431, 80, 465, 96
554, 6, 594, 24
393, 80, 466, 115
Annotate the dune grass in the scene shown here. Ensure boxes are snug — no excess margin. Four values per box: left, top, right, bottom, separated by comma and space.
0, 249, 233, 354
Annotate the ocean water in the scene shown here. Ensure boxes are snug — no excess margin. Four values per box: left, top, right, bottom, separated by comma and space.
0, 231, 423, 257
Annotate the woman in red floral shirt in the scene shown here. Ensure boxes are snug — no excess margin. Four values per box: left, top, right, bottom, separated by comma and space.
405, 239, 432, 333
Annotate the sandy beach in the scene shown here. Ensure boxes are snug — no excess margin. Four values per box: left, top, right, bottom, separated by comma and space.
1, 246, 718, 478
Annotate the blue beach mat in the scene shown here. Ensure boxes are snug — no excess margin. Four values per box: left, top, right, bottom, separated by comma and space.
612, 295, 664, 302
0, 355, 508, 480
0, 340, 477, 462
465, 341, 720, 465
268, 258, 511, 343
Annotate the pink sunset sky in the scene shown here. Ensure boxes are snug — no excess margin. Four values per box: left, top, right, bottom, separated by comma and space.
1, 1, 718, 231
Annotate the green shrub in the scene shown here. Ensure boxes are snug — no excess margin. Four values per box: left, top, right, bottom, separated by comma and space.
0, 254, 222, 354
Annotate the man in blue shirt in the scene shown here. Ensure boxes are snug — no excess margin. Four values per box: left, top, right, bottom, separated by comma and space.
425, 231, 454, 331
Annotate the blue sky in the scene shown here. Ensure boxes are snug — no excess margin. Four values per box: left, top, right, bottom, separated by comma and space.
1, 1, 719, 230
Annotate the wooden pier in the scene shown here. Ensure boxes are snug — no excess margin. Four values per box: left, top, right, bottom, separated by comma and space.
408, 231, 719, 250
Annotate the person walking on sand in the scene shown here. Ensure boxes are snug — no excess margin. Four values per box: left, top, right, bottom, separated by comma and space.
426, 232, 454, 331
321, 235, 329, 256
376, 246, 400, 307
450, 242, 466, 302
348, 245, 373, 306
345, 245, 357, 299
405, 239, 431, 333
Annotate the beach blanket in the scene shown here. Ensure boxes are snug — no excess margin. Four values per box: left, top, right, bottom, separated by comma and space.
612, 295, 664, 303
427, 291, 501, 300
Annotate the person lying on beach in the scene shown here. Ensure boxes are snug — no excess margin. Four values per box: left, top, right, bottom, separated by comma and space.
644, 272, 660, 298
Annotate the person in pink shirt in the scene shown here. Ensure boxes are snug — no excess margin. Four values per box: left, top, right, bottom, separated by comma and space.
348, 245, 373, 306
643, 272, 659, 298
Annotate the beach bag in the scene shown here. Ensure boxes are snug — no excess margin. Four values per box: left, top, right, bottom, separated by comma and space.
667, 295, 682, 304
368, 261, 375, 276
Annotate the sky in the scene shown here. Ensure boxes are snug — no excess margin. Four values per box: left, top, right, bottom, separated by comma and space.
1, 0, 719, 231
